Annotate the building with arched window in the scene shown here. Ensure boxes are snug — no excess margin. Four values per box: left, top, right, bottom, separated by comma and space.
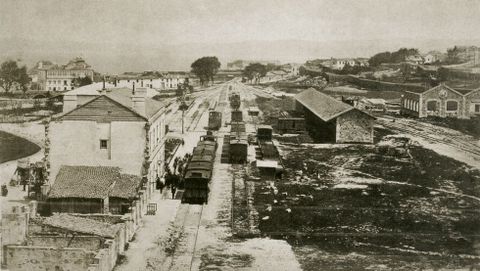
401, 83, 480, 119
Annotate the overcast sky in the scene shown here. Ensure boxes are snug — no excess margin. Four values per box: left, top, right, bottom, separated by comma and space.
1, 0, 479, 72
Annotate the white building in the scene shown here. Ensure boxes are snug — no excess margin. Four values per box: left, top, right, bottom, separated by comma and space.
115, 76, 185, 90
47, 84, 166, 196
32, 58, 94, 91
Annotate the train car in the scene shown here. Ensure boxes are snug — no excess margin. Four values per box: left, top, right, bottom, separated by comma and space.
229, 121, 248, 163
229, 132, 248, 164
182, 134, 217, 204
257, 125, 273, 141
230, 93, 241, 110
230, 121, 246, 133
208, 111, 222, 130
277, 118, 306, 134
231, 110, 243, 122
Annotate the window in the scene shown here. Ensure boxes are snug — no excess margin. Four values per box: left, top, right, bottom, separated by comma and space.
446, 101, 458, 111
475, 104, 480, 113
427, 100, 437, 111
100, 140, 108, 149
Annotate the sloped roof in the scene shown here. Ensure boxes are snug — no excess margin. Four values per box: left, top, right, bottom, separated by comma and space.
295, 88, 354, 122
49, 166, 119, 199
49, 165, 143, 200
59, 95, 147, 122
60, 85, 165, 120
110, 174, 143, 199
42, 213, 120, 238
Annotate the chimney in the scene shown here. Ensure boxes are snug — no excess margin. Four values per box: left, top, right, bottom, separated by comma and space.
131, 87, 146, 115
63, 94, 78, 113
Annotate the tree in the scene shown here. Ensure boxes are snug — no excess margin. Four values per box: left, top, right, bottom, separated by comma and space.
191, 56, 221, 86
243, 63, 267, 84
368, 48, 419, 66
72, 76, 93, 87
17, 66, 30, 93
0, 60, 30, 93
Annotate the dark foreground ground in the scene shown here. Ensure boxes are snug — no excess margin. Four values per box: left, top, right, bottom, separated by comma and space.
251, 133, 480, 270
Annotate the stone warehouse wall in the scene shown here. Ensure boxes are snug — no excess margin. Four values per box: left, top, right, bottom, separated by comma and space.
336, 109, 374, 143
5, 246, 95, 271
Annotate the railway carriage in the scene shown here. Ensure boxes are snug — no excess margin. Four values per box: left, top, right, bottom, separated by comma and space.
208, 111, 222, 130
182, 134, 217, 204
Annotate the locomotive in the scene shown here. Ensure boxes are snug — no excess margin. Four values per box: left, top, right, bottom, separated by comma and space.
182, 133, 217, 204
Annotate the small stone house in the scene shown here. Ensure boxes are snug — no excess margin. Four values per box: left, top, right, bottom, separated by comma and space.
48, 165, 143, 214
295, 88, 375, 143
401, 83, 480, 119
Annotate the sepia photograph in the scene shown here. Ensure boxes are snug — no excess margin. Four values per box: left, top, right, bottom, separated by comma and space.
1, 0, 480, 270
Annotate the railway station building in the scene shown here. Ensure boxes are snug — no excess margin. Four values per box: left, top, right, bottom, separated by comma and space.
401, 83, 480, 119
46, 84, 167, 200
295, 88, 375, 144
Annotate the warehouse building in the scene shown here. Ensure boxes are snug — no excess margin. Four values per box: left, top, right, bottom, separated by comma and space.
401, 83, 480, 119
295, 88, 375, 143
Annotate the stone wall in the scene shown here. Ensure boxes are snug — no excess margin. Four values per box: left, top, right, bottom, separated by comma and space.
27, 236, 103, 251
336, 109, 374, 144
5, 246, 95, 271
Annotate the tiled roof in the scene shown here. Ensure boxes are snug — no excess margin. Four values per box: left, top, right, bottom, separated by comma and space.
110, 174, 143, 199
60, 85, 165, 120
295, 88, 353, 122
49, 166, 119, 199
49, 166, 143, 200
42, 213, 120, 238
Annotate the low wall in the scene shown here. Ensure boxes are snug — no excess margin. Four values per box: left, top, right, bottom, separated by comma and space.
6, 245, 95, 271
27, 236, 103, 251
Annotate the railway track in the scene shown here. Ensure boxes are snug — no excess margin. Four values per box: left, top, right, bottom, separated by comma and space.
166, 203, 204, 271
379, 117, 480, 158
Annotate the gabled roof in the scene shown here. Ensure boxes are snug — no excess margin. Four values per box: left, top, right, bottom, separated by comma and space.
404, 83, 470, 96
58, 95, 147, 122
49, 166, 120, 199
41, 213, 120, 238
295, 88, 360, 122
60, 85, 165, 120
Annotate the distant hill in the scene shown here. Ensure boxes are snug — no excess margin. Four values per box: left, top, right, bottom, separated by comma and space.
1, 37, 479, 74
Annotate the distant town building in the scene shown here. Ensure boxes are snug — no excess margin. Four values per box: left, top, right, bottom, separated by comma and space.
423, 51, 446, 64
46, 84, 167, 200
401, 83, 480, 119
30, 57, 94, 91
115, 74, 185, 90
295, 88, 375, 143
405, 55, 424, 64
320, 58, 367, 70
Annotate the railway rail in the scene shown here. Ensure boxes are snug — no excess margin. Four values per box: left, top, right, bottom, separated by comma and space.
379, 117, 480, 158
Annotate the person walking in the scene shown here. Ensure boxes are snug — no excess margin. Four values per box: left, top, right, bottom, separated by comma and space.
171, 185, 176, 199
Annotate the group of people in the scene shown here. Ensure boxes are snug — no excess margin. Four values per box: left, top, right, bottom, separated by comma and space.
156, 168, 180, 199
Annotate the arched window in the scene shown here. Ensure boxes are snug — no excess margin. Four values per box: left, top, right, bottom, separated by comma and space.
446, 100, 458, 111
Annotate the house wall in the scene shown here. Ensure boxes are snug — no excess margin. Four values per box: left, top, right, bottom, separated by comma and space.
1, 206, 29, 265
5, 246, 95, 271
148, 113, 166, 193
48, 120, 146, 184
336, 110, 374, 143
27, 236, 103, 251
420, 86, 465, 118
116, 78, 184, 90
464, 90, 480, 118
49, 198, 104, 214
